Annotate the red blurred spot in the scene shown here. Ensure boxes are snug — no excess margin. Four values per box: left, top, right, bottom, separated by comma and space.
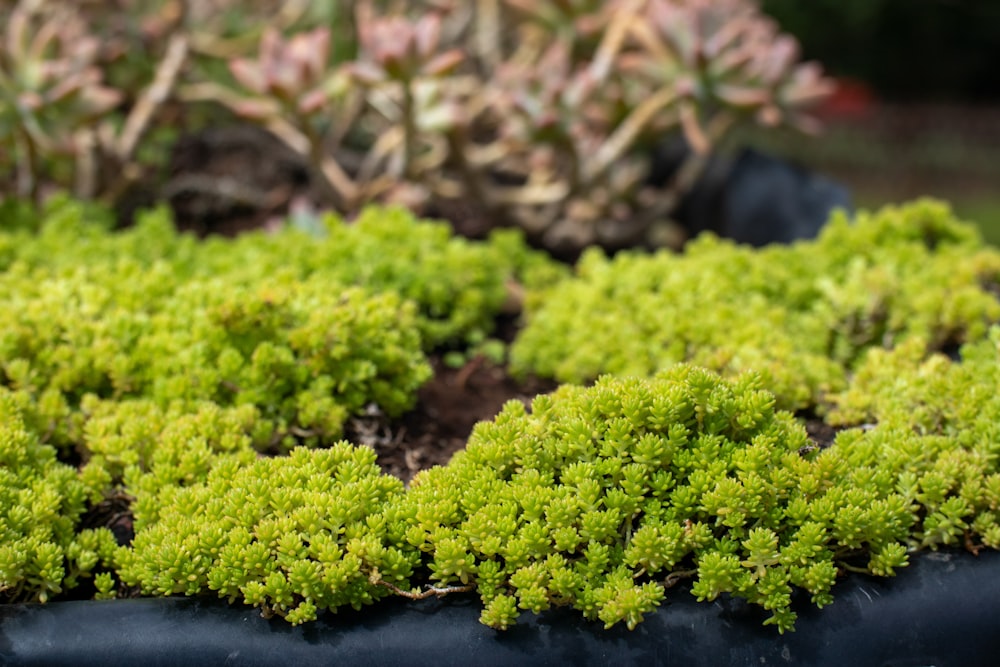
819, 78, 876, 119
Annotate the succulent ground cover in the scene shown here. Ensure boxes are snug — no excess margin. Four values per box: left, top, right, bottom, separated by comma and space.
3, 198, 1000, 634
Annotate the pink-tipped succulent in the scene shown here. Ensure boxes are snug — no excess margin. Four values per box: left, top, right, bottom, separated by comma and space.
0, 1, 124, 199
0, 0, 836, 257
0, 2, 122, 153
630, 0, 835, 148
432, 0, 835, 253
228, 27, 340, 119
343, 4, 469, 202
350, 7, 464, 85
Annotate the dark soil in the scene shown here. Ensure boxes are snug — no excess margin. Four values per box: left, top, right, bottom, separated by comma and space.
348, 354, 558, 485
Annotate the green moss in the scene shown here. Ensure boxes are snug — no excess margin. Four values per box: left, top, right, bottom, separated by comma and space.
1, 199, 565, 349
827, 328, 1000, 550
0, 265, 431, 450
0, 198, 565, 607
4, 196, 1000, 634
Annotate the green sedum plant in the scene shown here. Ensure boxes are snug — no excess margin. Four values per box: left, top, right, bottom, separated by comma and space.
384, 366, 919, 632
0, 388, 116, 603
6, 194, 1000, 635
185, 205, 566, 348
14, 356, 1000, 631
0, 255, 431, 451
117, 443, 416, 625
77, 398, 262, 505
0, 200, 566, 454
510, 199, 1000, 411
1, 197, 564, 348
825, 330, 1000, 551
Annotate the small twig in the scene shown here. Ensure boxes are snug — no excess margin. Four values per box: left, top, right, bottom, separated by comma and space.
400, 79, 419, 180
161, 174, 273, 209
403, 448, 422, 477
584, 87, 678, 183
662, 569, 698, 589
74, 127, 99, 198
964, 531, 984, 556
378, 581, 475, 599
288, 426, 320, 439
474, 0, 501, 68
485, 180, 569, 206
589, 0, 645, 82
14, 129, 38, 201
838, 562, 869, 574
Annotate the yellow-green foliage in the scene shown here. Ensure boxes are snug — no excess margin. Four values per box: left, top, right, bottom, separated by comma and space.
117, 443, 415, 625
385, 367, 913, 633
0, 389, 116, 603
0, 197, 563, 604
0, 196, 566, 348
78, 399, 263, 515
826, 328, 1000, 550
510, 199, 1000, 411
1, 263, 430, 450
103, 359, 1000, 632
0, 198, 563, 453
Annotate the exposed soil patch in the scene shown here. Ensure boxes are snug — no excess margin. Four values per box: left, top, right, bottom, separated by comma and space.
803, 417, 842, 451
348, 354, 558, 485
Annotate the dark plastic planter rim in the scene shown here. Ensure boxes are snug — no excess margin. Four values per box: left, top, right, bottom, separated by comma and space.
2, 549, 999, 666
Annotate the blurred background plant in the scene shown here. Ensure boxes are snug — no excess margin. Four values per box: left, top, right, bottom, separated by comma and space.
0, 0, 835, 256
0, 0, 123, 201
2, 0, 996, 250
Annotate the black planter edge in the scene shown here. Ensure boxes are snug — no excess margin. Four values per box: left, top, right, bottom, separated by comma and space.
2, 549, 998, 667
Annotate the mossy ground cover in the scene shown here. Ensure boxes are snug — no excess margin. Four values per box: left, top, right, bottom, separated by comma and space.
2, 197, 1000, 633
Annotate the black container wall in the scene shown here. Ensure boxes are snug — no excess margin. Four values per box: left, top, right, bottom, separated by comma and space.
2, 550, 999, 667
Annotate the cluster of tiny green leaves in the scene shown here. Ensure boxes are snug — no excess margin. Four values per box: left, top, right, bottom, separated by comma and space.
20, 358, 1000, 631
77, 398, 263, 509
0, 197, 566, 349
382, 366, 919, 632
0, 199, 566, 453
0, 197, 564, 603
197, 206, 568, 348
0, 389, 116, 603
0, 260, 430, 450
826, 328, 1000, 550
117, 443, 417, 625
6, 195, 1000, 632
510, 199, 1000, 411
